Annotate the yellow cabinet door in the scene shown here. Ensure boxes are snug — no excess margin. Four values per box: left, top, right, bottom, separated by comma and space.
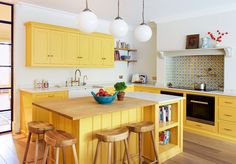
78, 34, 91, 65
49, 30, 65, 64
64, 32, 79, 65
32, 28, 49, 64
91, 37, 103, 66
102, 38, 114, 67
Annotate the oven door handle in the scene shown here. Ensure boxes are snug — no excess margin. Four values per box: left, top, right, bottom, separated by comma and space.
190, 100, 209, 105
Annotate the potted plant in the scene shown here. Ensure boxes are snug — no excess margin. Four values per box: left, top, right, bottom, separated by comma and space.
114, 82, 127, 101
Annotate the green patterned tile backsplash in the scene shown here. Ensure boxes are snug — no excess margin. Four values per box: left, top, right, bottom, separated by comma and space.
165, 55, 224, 90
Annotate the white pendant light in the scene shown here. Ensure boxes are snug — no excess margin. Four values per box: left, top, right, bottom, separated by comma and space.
110, 0, 128, 38
134, 0, 152, 42
78, 0, 98, 33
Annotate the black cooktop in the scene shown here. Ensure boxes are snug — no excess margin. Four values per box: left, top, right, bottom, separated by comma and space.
169, 86, 216, 92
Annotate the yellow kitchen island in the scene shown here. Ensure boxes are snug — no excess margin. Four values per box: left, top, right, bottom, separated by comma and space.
32, 92, 184, 163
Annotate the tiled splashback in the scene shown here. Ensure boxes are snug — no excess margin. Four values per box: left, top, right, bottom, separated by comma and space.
165, 55, 224, 90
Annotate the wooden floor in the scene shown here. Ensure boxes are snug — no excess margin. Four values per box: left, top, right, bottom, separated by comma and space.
0, 131, 236, 164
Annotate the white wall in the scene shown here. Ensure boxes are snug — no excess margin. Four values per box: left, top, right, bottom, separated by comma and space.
156, 10, 236, 90
13, 3, 134, 132
130, 22, 157, 83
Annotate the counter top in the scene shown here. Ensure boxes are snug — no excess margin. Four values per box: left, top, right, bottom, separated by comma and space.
32, 92, 184, 120
33, 96, 156, 120
126, 92, 185, 104
20, 82, 236, 97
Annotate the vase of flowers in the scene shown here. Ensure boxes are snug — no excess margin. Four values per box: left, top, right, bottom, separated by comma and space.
208, 30, 228, 48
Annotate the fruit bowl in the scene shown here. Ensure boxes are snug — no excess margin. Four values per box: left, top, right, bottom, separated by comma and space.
91, 91, 118, 104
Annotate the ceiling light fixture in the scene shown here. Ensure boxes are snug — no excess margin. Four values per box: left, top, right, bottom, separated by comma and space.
134, 0, 152, 42
78, 0, 98, 33
110, 0, 128, 38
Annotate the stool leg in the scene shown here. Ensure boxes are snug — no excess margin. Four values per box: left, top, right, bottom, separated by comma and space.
55, 147, 60, 164
93, 140, 101, 164
151, 130, 159, 163
72, 144, 79, 164
34, 135, 39, 164
42, 144, 50, 164
108, 142, 112, 164
123, 131, 130, 164
138, 133, 142, 164
124, 139, 130, 164
23, 132, 32, 163
113, 143, 116, 164
62, 147, 66, 164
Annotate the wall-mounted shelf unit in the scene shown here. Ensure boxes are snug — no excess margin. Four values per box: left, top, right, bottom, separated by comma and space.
159, 47, 232, 59
114, 48, 138, 65
114, 48, 137, 52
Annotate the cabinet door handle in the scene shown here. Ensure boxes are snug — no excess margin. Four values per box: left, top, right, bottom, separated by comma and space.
48, 95, 55, 97
224, 114, 232, 117
224, 101, 233, 104
190, 100, 208, 105
224, 128, 232, 131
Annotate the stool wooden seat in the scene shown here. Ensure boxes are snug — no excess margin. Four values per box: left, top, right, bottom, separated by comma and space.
125, 121, 159, 164
42, 130, 78, 164
127, 121, 154, 133
94, 127, 130, 164
23, 121, 54, 164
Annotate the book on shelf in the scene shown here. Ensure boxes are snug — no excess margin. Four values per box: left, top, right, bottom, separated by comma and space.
159, 130, 170, 145
159, 105, 172, 123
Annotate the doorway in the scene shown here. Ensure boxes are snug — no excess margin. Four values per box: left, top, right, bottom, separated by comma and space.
0, 2, 13, 133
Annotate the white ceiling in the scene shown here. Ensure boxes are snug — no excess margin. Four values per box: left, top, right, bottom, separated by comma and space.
13, 0, 236, 25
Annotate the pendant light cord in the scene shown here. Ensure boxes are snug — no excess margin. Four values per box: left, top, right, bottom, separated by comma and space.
86, 0, 88, 9
115, 0, 122, 20
142, 0, 145, 24
118, 0, 120, 18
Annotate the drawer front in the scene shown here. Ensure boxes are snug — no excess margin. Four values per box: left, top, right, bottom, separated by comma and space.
219, 121, 236, 137
34, 92, 67, 101
219, 106, 236, 122
186, 120, 216, 132
219, 97, 236, 107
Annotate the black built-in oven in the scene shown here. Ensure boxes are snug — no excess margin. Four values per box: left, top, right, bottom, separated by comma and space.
187, 94, 215, 125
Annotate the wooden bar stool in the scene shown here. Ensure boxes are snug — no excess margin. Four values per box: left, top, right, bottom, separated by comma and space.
42, 130, 78, 164
23, 121, 54, 164
125, 121, 159, 164
94, 127, 130, 164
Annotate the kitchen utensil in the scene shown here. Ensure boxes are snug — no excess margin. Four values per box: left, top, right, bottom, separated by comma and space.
194, 83, 206, 91
91, 91, 118, 104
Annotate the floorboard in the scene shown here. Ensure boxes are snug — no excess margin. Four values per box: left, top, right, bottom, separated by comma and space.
0, 131, 235, 164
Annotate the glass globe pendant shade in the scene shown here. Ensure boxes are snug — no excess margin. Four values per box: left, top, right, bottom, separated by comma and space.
78, 9, 98, 33
110, 17, 128, 38
134, 23, 152, 42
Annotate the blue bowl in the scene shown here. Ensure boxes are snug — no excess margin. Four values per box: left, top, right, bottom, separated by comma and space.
120, 55, 131, 60
91, 91, 118, 104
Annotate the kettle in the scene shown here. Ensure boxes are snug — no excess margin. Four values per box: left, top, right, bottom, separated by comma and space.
194, 83, 206, 91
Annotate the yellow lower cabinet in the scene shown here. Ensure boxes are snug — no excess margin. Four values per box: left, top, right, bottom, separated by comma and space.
185, 120, 217, 133
20, 90, 68, 134
135, 86, 160, 93
219, 106, 236, 122
219, 96, 236, 108
219, 120, 236, 138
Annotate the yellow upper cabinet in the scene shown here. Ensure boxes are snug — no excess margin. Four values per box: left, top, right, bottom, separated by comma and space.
91, 34, 114, 67
25, 22, 114, 68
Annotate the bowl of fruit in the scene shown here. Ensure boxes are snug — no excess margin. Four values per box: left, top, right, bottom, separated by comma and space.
91, 89, 118, 104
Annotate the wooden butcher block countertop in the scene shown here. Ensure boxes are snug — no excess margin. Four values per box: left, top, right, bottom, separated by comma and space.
32, 96, 156, 120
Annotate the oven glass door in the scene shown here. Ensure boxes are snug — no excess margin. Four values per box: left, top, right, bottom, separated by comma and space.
187, 95, 215, 125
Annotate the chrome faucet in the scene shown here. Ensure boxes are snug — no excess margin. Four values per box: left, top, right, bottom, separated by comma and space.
74, 69, 81, 81
70, 69, 82, 86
